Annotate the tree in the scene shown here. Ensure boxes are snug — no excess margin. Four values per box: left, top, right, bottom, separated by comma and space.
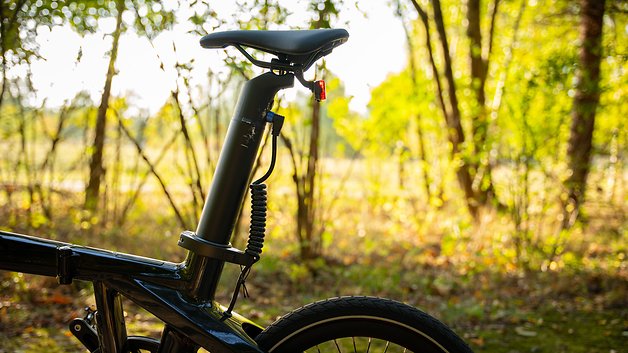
0, 1, 98, 111
280, 0, 341, 260
563, 0, 606, 228
407, 0, 502, 217
84, 0, 124, 211
0, 0, 115, 223
84, 0, 175, 211
396, 2, 436, 202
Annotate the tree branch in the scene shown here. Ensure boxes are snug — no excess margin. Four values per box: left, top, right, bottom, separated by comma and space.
114, 110, 189, 230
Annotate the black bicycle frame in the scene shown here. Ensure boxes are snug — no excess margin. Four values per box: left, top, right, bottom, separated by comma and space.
0, 70, 295, 353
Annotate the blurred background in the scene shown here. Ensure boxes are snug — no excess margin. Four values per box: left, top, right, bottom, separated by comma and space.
0, 0, 626, 352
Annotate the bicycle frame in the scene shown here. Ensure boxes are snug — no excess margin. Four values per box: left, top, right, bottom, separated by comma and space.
0, 71, 296, 353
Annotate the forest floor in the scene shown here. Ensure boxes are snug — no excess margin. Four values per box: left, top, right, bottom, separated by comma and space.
1, 248, 625, 353
0, 188, 626, 353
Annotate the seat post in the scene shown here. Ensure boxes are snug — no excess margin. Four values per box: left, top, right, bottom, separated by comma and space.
184, 71, 294, 302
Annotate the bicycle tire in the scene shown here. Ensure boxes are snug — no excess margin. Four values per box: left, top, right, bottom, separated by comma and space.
255, 296, 474, 353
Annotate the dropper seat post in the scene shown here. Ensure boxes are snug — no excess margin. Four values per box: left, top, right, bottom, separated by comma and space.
183, 71, 294, 302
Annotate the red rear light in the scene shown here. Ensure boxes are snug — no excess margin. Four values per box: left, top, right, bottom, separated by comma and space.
315, 80, 326, 101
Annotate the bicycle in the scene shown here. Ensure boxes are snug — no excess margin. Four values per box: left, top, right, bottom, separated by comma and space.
0, 28, 474, 353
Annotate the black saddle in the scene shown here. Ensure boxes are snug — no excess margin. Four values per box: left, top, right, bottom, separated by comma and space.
200, 29, 349, 71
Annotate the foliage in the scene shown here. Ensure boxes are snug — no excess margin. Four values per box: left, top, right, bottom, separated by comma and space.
0, 0, 175, 81
0, 0, 102, 65
0, 0, 626, 351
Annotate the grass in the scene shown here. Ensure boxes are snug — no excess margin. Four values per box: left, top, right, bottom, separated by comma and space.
2, 258, 625, 352
474, 309, 626, 353
0, 161, 625, 352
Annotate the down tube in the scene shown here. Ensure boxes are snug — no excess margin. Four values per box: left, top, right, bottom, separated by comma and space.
185, 72, 294, 301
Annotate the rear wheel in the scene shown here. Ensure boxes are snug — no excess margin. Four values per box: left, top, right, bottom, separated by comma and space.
255, 296, 474, 353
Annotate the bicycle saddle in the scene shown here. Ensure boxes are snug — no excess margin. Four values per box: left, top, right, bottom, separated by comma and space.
200, 29, 349, 71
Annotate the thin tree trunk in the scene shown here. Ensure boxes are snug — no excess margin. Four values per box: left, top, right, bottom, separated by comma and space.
412, 2, 449, 124
289, 98, 322, 261
37, 104, 71, 218
480, 0, 527, 208
0, 4, 9, 111
431, 0, 463, 134
416, 116, 432, 199
485, 0, 500, 70
563, 0, 606, 228
398, 4, 433, 200
412, 0, 478, 216
277, 85, 323, 260
467, 0, 486, 138
466, 0, 487, 162
466, 0, 500, 206
85, 0, 124, 211
302, 99, 321, 259
605, 128, 619, 204
280, 133, 306, 254
0, 52, 6, 111
17, 92, 34, 225
40, 106, 69, 171
111, 119, 123, 224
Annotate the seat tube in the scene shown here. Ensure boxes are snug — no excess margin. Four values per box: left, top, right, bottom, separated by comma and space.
185, 71, 294, 301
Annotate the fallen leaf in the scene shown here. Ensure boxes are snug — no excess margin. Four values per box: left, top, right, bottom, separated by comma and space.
470, 337, 485, 346
49, 293, 73, 305
515, 326, 538, 337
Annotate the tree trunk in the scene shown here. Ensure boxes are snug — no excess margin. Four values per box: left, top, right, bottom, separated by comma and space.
466, 0, 501, 207
430, 0, 479, 216
398, 5, 433, 200
0, 2, 9, 111
466, 0, 487, 163
467, 0, 486, 122
411, 0, 508, 216
17, 91, 34, 225
300, 99, 321, 260
0, 51, 6, 111
563, 0, 605, 228
37, 104, 71, 218
281, 134, 307, 258
84, 0, 124, 211
282, 97, 323, 261
416, 116, 432, 199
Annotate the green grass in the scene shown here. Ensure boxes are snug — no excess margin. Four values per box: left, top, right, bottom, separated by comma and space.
0, 163, 625, 352
471, 309, 627, 353
1, 243, 627, 352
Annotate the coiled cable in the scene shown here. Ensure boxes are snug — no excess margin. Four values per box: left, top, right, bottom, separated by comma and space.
246, 183, 267, 259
